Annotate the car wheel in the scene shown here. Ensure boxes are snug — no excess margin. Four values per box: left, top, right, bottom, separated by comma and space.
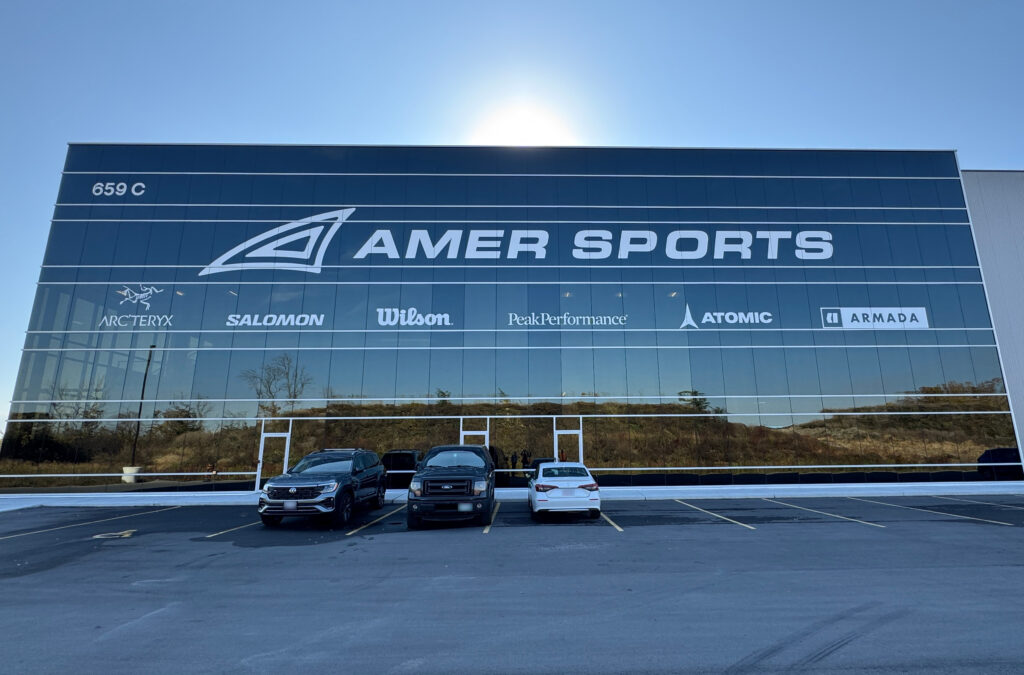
331, 492, 354, 528
530, 508, 541, 522
260, 514, 282, 527
589, 509, 601, 519
372, 483, 386, 510
406, 511, 421, 530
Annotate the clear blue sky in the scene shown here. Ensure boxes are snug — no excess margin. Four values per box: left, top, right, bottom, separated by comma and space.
1, 0, 1023, 430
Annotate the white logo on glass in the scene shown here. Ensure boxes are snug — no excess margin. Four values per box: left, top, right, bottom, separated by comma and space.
679, 304, 698, 329
118, 284, 163, 311
199, 208, 356, 276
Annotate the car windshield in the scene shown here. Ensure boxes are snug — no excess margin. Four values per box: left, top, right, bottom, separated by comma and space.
542, 467, 589, 478
424, 451, 485, 468
291, 456, 353, 474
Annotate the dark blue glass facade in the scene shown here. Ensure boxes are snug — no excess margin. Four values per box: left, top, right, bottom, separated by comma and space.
2, 145, 1015, 488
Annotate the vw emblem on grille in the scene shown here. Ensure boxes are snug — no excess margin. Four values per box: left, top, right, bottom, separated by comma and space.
442, 484, 453, 490
289, 487, 297, 494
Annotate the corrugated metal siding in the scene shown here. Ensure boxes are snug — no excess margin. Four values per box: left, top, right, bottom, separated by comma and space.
962, 170, 1024, 450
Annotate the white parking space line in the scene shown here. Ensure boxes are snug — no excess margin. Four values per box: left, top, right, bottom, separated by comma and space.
482, 502, 501, 534
205, 521, 261, 538
847, 497, 1015, 526
0, 506, 181, 541
763, 499, 885, 528
601, 512, 624, 532
674, 500, 756, 530
932, 495, 1024, 511
347, 505, 406, 536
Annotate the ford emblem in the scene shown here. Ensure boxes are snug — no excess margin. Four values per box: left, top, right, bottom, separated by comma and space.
442, 484, 453, 490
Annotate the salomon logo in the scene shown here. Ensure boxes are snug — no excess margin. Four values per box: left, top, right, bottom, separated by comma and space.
200, 208, 356, 276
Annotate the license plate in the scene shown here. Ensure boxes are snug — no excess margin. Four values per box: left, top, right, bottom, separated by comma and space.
559, 489, 577, 497
457, 503, 473, 512
284, 500, 298, 511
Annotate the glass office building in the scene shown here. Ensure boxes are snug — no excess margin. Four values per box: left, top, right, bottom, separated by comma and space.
1, 145, 1018, 490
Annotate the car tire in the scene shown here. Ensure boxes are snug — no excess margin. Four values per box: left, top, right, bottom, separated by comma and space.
589, 509, 601, 519
372, 483, 386, 510
406, 511, 421, 530
260, 514, 282, 527
331, 492, 354, 528
530, 508, 541, 521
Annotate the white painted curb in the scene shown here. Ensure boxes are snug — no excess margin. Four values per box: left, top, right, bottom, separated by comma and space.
1, 481, 1021, 512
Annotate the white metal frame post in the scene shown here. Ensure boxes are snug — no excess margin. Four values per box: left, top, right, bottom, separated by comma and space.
552, 416, 584, 463
459, 417, 490, 446
253, 418, 293, 491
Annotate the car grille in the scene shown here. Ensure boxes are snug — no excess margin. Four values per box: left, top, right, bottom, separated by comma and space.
267, 486, 322, 500
423, 479, 472, 496
261, 503, 324, 515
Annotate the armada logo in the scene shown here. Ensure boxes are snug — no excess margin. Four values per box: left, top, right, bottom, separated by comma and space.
679, 304, 774, 329
200, 208, 356, 276
226, 314, 325, 327
376, 307, 452, 327
821, 307, 929, 330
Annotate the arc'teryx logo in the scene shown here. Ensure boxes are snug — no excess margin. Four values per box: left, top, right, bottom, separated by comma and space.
118, 284, 163, 310
200, 208, 356, 276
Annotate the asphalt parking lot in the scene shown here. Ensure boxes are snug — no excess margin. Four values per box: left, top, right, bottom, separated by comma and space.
4, 495, 1024, 674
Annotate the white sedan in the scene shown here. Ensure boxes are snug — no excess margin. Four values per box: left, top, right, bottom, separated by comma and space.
528, 462, 601, 519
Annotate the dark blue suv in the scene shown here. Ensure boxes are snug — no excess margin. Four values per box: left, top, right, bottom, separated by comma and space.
258, 449, 386, 527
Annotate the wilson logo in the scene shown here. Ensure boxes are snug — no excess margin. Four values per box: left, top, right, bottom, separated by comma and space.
376, 307, 452, 327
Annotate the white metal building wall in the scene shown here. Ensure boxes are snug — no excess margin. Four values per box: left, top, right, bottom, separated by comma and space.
962, 170, 1024, 453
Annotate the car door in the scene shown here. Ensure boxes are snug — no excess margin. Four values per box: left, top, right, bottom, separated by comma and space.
366, 454, 384, 493
358, 452, 382, 500
352, 453, 370, 501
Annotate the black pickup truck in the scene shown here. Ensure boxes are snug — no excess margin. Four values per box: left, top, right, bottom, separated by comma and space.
258, 448, 386, 528
406, 445, 495, 528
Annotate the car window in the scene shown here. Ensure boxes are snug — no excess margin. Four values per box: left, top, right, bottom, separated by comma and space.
292, 457, 353, 474
423, 451, 485, 468
542, 467, 589, 478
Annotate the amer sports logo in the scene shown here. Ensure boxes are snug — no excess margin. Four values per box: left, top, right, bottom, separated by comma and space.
200, 208, 356, 276
203, 208, 835, 275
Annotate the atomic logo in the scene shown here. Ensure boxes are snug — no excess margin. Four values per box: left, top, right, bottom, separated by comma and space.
679, 304, 698, 329
199, 208, 356, 276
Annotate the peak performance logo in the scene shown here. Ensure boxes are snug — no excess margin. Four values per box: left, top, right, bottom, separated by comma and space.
200, 208, 355, 276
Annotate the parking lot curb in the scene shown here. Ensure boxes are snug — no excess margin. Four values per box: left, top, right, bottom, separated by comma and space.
1, 481, 1021, 511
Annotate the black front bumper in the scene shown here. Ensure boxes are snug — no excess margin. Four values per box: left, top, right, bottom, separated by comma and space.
408, 496, 491, 520
258, 494, 337, 516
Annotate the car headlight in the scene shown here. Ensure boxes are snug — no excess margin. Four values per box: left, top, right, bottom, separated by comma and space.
320, 482, 340, 493
409, 479, 422, 497
473, 480, 488, 496
261, 483, 274, 494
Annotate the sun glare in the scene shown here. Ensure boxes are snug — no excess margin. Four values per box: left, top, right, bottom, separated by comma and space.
467, 101, 580, 146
